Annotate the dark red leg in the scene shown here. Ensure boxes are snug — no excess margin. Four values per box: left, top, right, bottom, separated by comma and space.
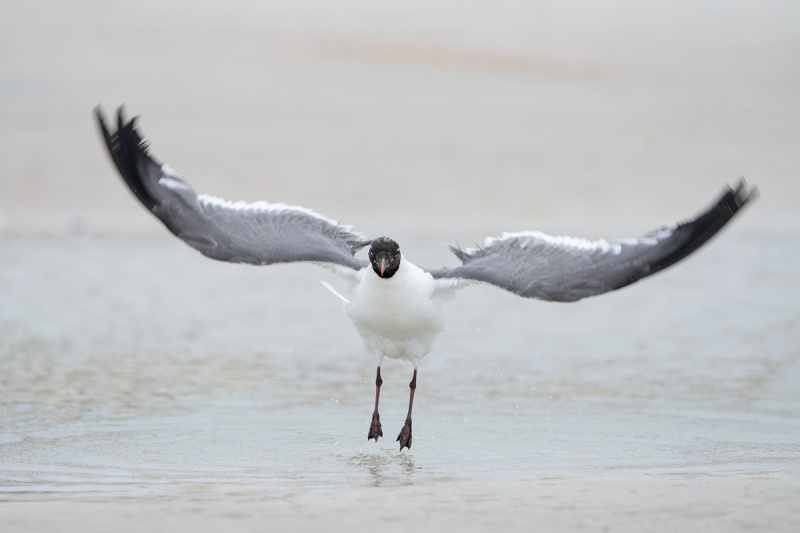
368, 367, 383, 441
396, 369, 417, 450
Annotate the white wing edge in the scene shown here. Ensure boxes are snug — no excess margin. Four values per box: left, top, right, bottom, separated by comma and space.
197, 193, 361, 237
471, 227, 678, 256
156, 162, 361, 238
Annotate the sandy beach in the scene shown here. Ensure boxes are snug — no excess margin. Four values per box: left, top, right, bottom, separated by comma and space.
1, 1, 799, 531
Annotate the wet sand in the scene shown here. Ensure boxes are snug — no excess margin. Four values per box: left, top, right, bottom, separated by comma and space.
1, 1, 799, 531
3, 476, 797, 532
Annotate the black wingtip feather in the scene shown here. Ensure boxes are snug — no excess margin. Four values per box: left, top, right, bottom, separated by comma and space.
644, 179, 757, 277
95, 104, 161, 212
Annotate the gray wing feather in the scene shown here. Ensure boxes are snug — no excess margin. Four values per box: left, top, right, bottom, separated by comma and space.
95, 106, 369, 270
428, 180, 757, 302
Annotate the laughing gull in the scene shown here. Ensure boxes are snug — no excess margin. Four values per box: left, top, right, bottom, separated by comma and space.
95, 106, 757, 450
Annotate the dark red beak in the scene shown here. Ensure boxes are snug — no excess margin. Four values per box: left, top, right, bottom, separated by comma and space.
378, 257, 388, 276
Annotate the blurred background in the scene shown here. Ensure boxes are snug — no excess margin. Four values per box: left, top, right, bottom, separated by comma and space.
1, 1, 799, 531
1, 0, 798, 238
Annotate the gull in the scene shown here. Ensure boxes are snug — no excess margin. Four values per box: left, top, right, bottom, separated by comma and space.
95, 106, 757, 450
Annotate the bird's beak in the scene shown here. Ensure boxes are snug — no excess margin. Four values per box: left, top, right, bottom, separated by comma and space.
378, 257, 388, 276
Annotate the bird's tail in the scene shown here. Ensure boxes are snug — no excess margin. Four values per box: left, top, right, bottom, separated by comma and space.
319, 280, 350, 306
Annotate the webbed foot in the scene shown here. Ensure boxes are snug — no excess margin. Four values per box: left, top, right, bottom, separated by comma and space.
396, 418, 412, 450
368, 410, 383, 441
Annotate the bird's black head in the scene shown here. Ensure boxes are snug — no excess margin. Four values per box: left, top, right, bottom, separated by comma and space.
368, 237, 401, 279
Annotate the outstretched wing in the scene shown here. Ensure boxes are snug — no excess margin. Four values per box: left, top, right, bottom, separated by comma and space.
95, 106, 369, 271
428, 180, 757, 302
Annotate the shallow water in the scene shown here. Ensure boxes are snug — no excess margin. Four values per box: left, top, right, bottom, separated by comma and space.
1, 229, 798, 499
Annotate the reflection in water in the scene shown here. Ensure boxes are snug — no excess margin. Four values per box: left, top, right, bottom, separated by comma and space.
346, 451, 417, 487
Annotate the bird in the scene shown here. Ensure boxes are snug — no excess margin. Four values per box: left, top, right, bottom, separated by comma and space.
95, 105, 758, 450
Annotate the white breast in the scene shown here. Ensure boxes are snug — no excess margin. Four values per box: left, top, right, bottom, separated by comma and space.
345, 258, 446, 367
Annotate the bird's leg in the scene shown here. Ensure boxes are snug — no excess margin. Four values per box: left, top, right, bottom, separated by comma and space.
368, 367, 383, 441
396, 369, 417, 450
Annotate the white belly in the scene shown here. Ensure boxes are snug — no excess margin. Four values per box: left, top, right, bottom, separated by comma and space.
345, 259, 445, 367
